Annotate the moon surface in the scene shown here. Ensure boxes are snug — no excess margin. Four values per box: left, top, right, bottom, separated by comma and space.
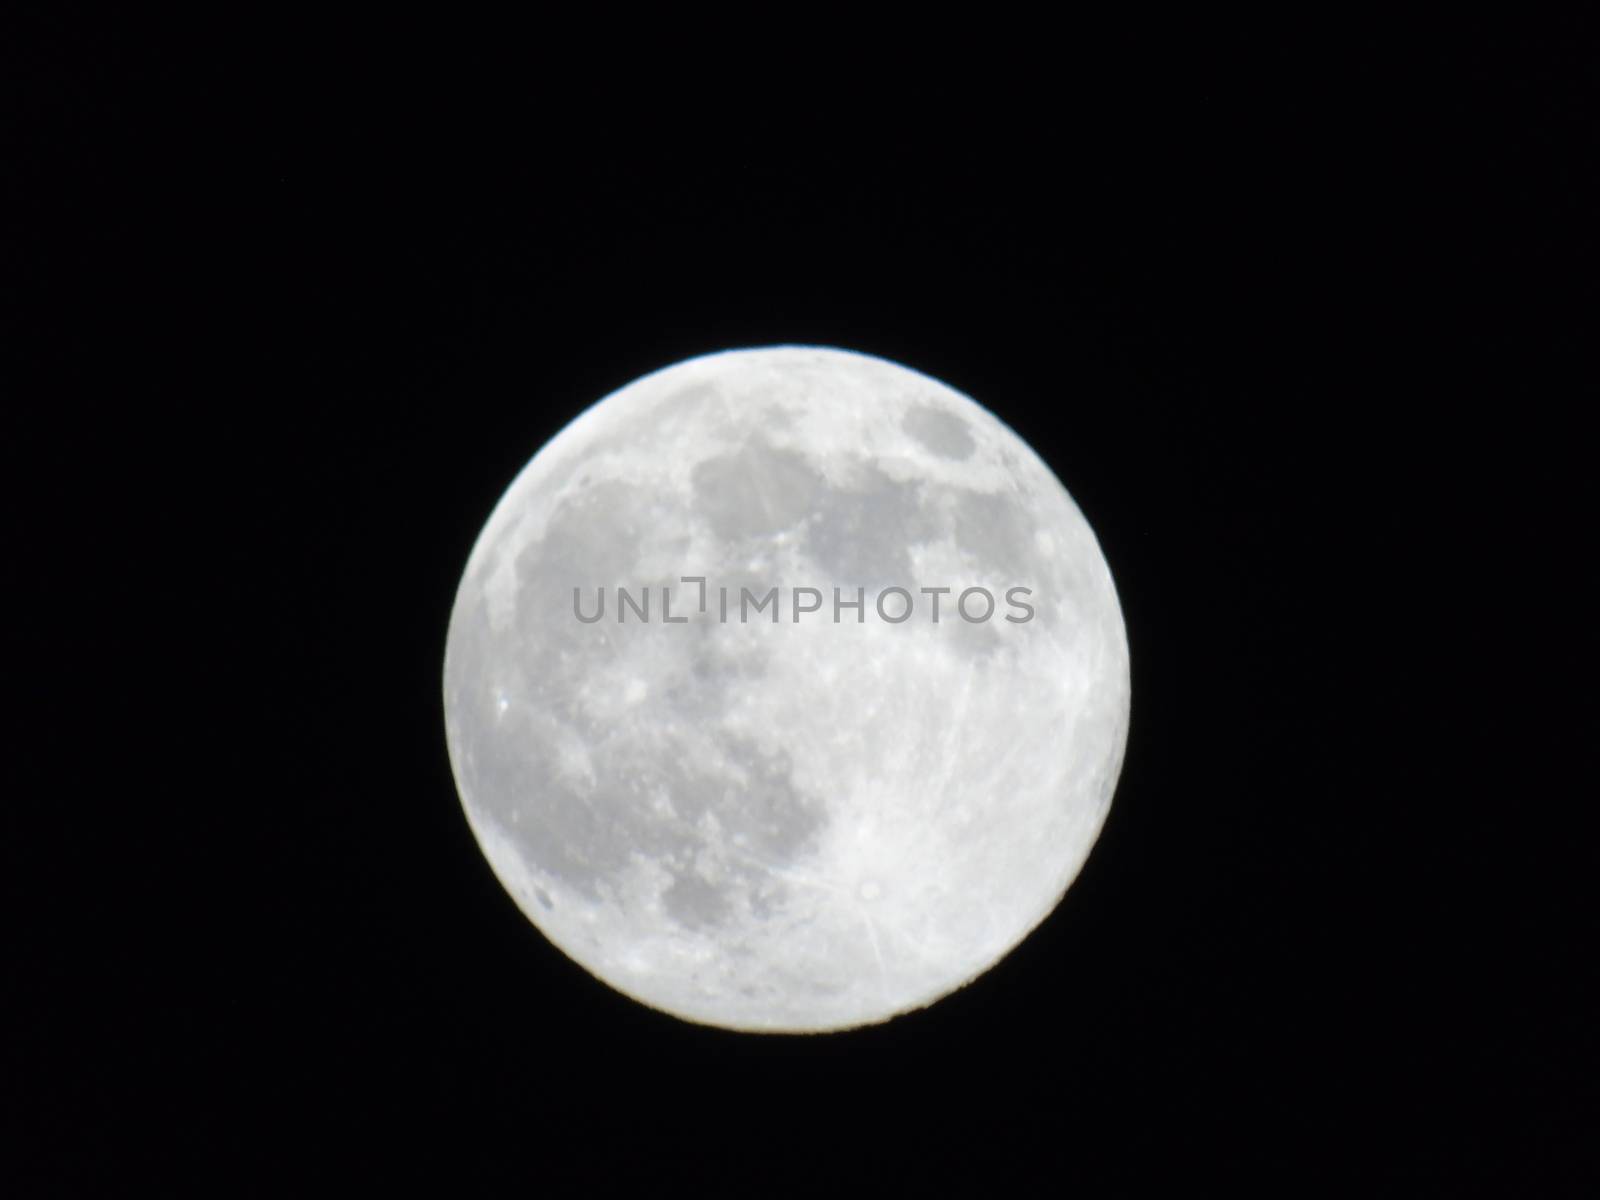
443, 346, 1130, 1032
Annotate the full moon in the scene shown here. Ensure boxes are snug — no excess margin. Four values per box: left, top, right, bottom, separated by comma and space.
443, 346, 1130, 1032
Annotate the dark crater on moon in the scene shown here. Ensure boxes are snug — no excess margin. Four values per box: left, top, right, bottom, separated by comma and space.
455, 657, 826, 930
692, 442, 823, 540
804, 462, 943, 590
902, 404, 976, 460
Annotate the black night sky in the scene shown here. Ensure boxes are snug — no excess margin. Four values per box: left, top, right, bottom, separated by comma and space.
8, 15, 1593, 1188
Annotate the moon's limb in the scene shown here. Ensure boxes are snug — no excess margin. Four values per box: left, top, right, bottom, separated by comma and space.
443, 346, 1130, 1032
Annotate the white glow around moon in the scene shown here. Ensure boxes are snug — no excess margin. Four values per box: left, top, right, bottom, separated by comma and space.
443, 346, 1130, 1032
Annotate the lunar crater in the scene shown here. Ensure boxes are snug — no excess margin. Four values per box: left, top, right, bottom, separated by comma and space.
902, 404, 977, 460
